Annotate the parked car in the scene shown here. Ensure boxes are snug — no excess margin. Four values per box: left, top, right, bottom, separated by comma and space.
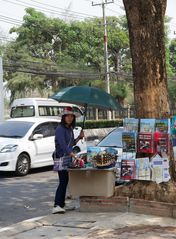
0, 118, 86, 176
96, 127, 123, 151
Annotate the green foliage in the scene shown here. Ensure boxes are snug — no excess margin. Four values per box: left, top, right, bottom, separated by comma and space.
10, 8, 67, 61
1, 7, 175, 107
169, 39, 176, 74
111, 82, 128, 98
77, 119, 123, 129
2, 8, 131, 103
168, 81, 176, 104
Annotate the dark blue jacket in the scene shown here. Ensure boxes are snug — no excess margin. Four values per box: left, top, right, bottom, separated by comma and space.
55, 124, 75, 158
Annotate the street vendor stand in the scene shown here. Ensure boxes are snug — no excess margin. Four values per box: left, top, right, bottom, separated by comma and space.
50, 86, 120, 198
68, 168, 116, 197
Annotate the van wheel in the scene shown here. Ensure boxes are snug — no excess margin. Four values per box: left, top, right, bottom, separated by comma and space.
73, 147, 80, 154
16, 154, 30, 176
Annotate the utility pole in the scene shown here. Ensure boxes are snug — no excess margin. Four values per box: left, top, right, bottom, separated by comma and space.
0, 56, 4, 121
92, 0, 114, 119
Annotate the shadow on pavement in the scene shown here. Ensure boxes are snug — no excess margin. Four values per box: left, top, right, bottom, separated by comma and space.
0, 166, 53, 178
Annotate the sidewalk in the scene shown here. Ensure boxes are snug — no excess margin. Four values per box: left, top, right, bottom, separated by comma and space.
1, 210, 176, 239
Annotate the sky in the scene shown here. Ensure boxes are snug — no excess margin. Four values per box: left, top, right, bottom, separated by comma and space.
0, 0, 175, 41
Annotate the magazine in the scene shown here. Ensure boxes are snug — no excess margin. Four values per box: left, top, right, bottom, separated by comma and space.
87, 147, 102, 163
87, 146, 118, 167
123, 118, 139, 132
121, 159, 136, 180
137, 133, 153, 153
140, 119, 155, 133
151, 154, 170, 183
170, 116, 176, 146
135, 157, 151, 180
122, 132, 136, 152
152, 159, 163, 183
155, 119, 169, 133
162, 158, 170, 182
154, 132, 169, 155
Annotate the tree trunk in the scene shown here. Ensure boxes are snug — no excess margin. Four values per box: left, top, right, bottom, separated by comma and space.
123, 0, 170, 118
119, 1, 176, 201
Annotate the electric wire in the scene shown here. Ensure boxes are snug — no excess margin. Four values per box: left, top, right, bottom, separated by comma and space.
0, 14, 22, 25
3, 59, 176, 82
28, 0, 96, 18
2, 0, 95, 20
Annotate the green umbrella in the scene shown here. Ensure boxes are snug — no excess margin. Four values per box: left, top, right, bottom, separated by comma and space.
50, 86, 121, 128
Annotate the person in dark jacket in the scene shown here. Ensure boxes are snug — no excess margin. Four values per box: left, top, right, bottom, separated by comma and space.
52, 106, 84, 214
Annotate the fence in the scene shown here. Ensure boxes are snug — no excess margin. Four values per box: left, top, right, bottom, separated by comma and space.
86, 106, 136, 120
86, 106, 176, 120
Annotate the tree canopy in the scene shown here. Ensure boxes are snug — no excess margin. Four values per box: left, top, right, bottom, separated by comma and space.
1, 7, 176, 105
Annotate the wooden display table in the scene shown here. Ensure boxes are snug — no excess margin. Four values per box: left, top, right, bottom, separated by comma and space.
68, 168, 116, 197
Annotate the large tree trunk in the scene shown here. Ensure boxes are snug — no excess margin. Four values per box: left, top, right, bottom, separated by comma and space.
115, 0, 176, 201
123, 0, 170, 118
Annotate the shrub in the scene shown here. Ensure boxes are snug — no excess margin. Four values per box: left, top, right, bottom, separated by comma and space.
77, 120, 123, 129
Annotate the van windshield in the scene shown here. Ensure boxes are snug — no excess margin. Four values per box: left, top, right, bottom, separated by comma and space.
11, 106, 35, 118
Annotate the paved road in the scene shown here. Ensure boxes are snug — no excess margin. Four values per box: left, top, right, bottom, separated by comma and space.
0, 167, 57, 228
0, 141, 94, 229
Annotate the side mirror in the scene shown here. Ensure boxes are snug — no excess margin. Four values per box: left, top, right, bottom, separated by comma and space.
94, 139, 100, 146
31, 134, 43, 140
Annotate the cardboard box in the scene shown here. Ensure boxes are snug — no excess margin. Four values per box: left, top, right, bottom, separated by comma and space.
68, 168, 116, 197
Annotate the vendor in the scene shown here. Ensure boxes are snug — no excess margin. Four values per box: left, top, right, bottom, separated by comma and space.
52, 106, 84, 214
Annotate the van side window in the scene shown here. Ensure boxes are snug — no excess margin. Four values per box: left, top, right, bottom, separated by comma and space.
38, 106, 48, 116
38, 106, 60, 116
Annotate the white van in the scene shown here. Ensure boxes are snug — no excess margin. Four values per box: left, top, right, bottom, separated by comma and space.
10, 98, 84, 121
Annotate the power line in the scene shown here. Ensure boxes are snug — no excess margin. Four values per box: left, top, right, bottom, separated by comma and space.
106, 7, 123, 15
3, 66, 101, 79
114, 1, 123, 8
2, 0, 94, 20
3, 63, 176, 82
0, 36, 15, 42
5, 59, 57, 67
3, 59, 135, 80
3, 59, 100, 73
0, 14, 22, 26
29, 0, 96, 18
0, 15, 22, 24
4, 59, 175, 82
0, 19, 21, 26
0, 14, 22, 23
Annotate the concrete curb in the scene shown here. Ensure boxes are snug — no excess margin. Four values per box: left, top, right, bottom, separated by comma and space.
80, 196, 176, 218
0, 216, 46, 238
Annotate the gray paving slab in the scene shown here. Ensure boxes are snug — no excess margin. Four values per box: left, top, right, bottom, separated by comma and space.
0, 211, 176, 239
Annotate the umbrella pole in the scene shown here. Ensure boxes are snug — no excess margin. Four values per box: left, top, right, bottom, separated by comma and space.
82, 104, 87, 129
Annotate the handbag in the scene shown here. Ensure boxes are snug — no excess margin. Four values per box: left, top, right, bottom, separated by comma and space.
53, 156, 72, 171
